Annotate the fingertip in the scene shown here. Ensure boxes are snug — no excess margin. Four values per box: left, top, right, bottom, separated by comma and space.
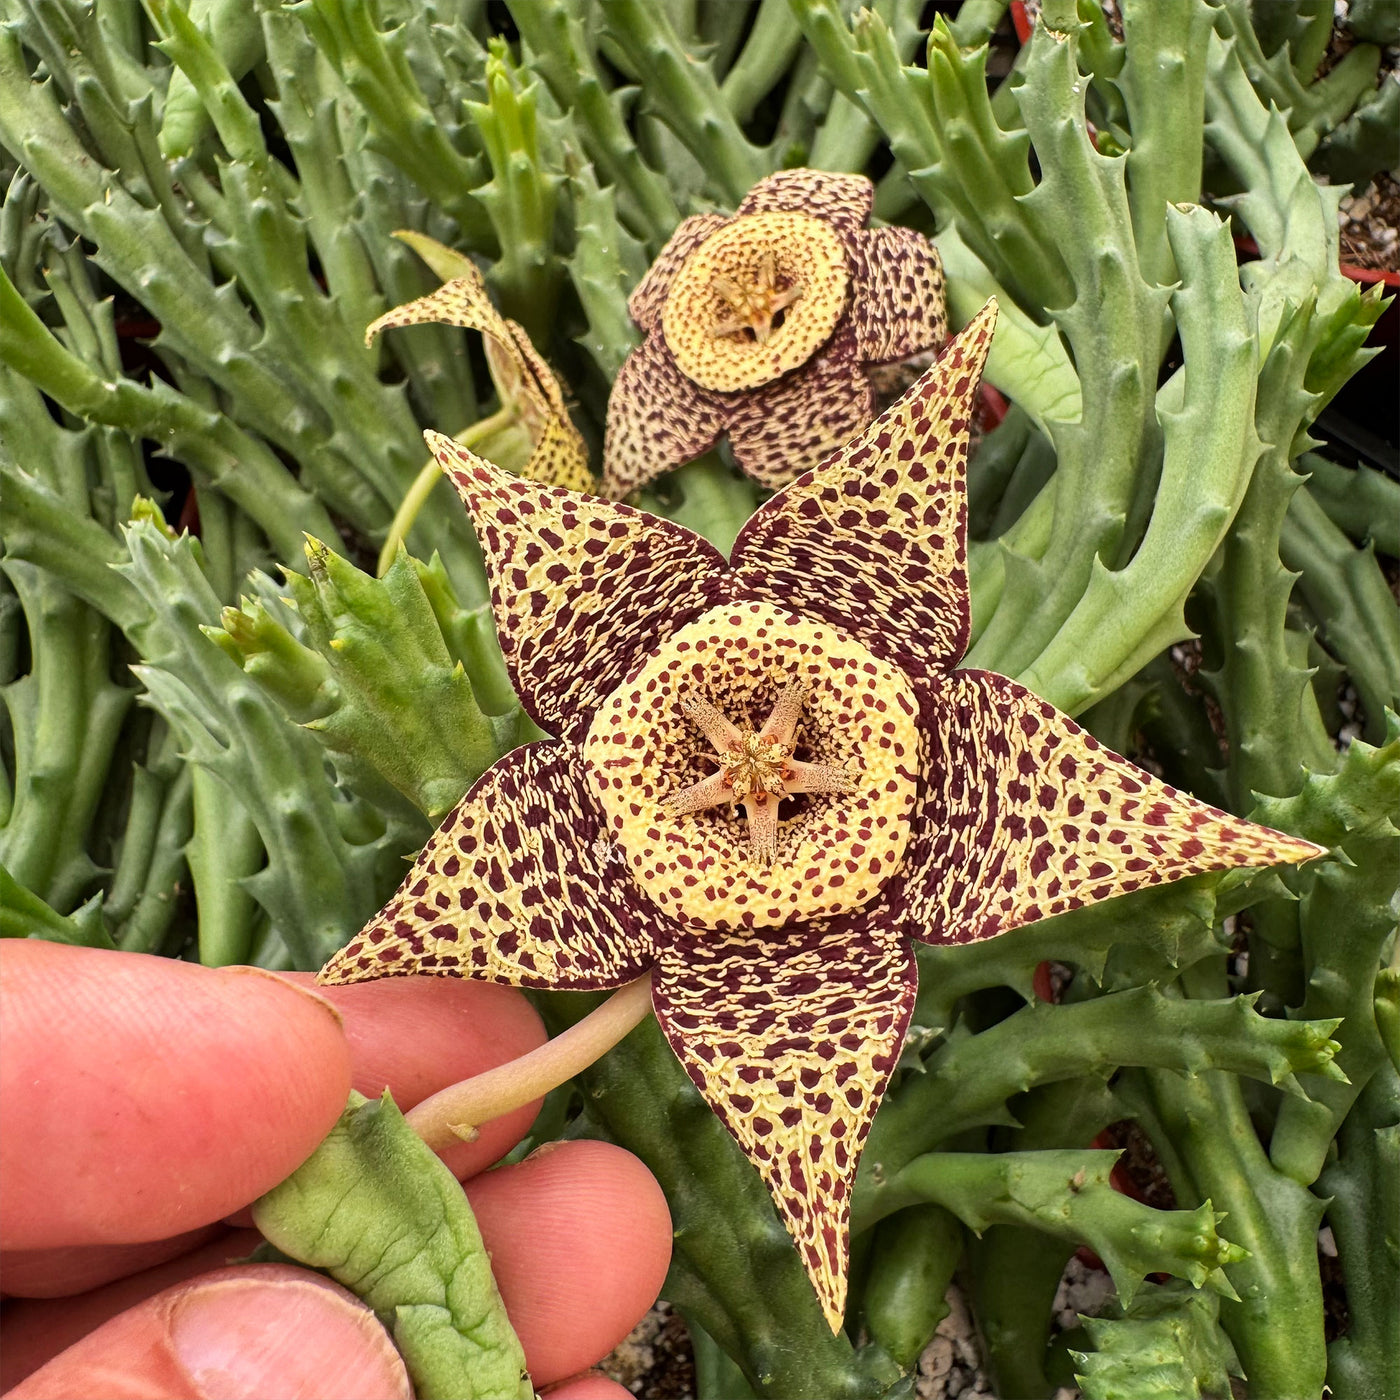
166, 1267, 411, 1400
0, 1232, 263, 1392
542, 1372, 637, 1400
0, 1226, 223, 1299
465, 1140, 672, 1386
221, 965, 345, 1029
0, 944, 352, 1250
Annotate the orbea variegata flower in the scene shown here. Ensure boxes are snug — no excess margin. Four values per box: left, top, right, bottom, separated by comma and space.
321, 304, 1320, 1329
367, 232, 590, 491
601, 168, 947, 497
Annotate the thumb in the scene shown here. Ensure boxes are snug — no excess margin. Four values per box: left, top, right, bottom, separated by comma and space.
3, 1266, 411, 1400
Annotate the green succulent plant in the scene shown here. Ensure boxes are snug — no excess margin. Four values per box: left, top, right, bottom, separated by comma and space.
1, 2, 1395, 1398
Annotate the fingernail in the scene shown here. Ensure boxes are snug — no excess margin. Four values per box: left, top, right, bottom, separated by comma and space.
168, 1272, 410, 1399
223, 966, 345, 1029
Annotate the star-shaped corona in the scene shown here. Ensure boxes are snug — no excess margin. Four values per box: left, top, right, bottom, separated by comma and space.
663, 680, 859, 866
602, 168, 948, 496
320, 302, 1323, 1331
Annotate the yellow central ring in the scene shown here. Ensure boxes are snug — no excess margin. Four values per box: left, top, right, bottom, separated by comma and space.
661, 212, 850, 393
582, 602, 922, 931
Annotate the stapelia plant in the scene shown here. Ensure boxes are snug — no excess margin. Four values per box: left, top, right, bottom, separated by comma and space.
322, 306, 1320, 1328
601, 167, 946, 496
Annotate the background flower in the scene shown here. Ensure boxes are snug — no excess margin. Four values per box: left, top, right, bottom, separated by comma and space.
602, 168, 947, 497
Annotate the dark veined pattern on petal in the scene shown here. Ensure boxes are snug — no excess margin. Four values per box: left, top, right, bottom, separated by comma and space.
729, 302, 997, 680
723, 321, 875, 491
600, 334, 728, 500
737, 167, 875, 235
902, 669, 1326, 944
432, 435, 729, 742
320, 742, 654, 989
850, 228, 948, 365
651, 920, 916, 1331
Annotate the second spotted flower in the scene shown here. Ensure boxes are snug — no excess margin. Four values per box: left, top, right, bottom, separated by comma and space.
602, 168, 947, 496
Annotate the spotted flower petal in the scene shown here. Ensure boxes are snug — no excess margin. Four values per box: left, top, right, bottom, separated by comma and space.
628, 212, 730, 333
652, 921, 915, 1330
901, 670, 1326, 943
367, 260, 590, 491
431, 434, 727, 742
736, 167, 875, 235
321, 742, 652, 989
729, 301, 996, 681
723, 321, 875, 491
850, 228, 948, 364
600, 334, 727, 500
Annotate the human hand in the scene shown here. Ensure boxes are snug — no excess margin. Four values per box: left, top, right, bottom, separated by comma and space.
0, 941, 671, 1398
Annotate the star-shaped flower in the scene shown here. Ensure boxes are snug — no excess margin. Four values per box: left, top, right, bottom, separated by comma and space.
321, 303, 1320, 1330
601, 168, 947, 497
368, 231, 590, 491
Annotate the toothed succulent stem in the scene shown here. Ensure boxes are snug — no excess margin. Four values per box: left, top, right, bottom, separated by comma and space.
1279, 487, 1400, 747
1073, 1280, 1241, 1400
1253, 721, 1400, 1184
1140, 1055, 1330, 1400
1318, 1065, 1400, 1400
1014, 203, 1258, 714
216, 540, 501, 823
1301, 453, 1400, 556
295, 0, 494, 251
595, 0, 766, 206
116, 524, 396, 969
965, 1077, 1122, 1399
867, 1150, 1246, 1301
187, 767, 263, 967
858, 984, 1344, 1231
507, 0, 679, 251
564, 157, 647, 381
465, 42, 563, 341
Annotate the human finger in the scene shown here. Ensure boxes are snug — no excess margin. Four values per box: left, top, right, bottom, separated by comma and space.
542, 1374, 636, 1399
0, 943, 351, 1251
0, 1232, 263, 1392
464, 1140, 672, 1387
2, 1265, 410, 1400
0, 1227, 222, 1299
10, 1140, 672, 1395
